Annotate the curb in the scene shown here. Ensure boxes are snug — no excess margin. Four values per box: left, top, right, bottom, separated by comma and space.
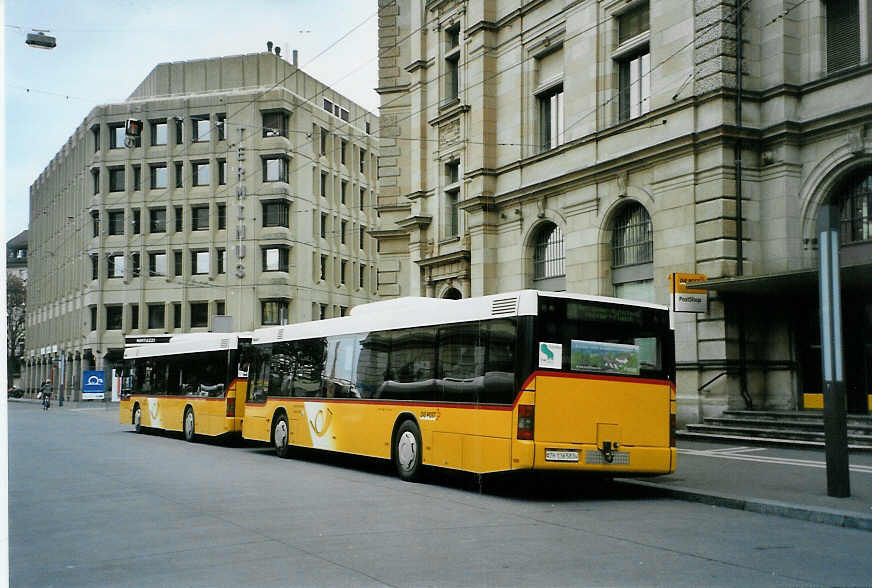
620, 479, 872, 532
676, 431, 872, 452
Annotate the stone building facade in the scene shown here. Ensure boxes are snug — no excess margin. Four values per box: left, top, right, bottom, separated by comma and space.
375, 0, 872, 423
24, 51, 380, 399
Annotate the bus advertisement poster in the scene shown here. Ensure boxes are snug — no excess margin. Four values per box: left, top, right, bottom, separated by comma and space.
571, 340, 640, 375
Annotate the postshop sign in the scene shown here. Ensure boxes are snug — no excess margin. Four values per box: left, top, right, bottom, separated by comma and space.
670, 273, 707, 313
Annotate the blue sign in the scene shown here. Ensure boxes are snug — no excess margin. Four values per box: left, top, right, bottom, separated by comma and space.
82, 370, 105, 400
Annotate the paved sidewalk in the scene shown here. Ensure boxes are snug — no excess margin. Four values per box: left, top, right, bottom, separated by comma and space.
623, 440, 872, 531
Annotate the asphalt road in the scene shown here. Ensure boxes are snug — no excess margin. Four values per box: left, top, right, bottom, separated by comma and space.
9, 403, 872, 587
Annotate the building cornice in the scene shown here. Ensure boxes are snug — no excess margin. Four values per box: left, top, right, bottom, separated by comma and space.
376, 83, 411, 96
395, 215, 433, 230
457, 195, 495, 213
416, 248, 470, 268
404, 59, 430, 74
428, 101, 470, 127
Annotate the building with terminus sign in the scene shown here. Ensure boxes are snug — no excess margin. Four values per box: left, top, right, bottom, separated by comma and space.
375, 0, 872, 423
23, 50, 380, 400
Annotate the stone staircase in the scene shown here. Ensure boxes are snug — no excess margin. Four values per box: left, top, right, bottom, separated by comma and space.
677, 410, 872, 451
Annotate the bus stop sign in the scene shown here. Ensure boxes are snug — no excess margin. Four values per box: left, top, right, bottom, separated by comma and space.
82, 370, 105, 400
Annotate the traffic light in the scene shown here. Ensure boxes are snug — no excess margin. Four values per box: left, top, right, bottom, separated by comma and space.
125, 119, 143, 137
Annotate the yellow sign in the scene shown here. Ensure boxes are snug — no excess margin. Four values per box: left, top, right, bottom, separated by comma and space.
670, 273, 707, 313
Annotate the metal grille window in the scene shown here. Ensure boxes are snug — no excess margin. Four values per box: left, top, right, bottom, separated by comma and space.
838, 170, 872, 244
826, 0, 861, 74
611, 203, 653, 267
533, 224, 565, 282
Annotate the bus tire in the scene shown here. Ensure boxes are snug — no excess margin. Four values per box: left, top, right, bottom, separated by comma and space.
394, 420, 423, 482
133, 404, 142, 434
183, 407, 196, 442
273, 413, 290, 459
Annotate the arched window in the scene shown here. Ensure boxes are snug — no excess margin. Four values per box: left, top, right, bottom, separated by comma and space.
837, 169, 872, 245
532, 223, 565, 291
610, 202, 654, 302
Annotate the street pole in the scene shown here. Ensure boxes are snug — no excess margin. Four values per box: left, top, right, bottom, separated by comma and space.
817, 205, 850, 497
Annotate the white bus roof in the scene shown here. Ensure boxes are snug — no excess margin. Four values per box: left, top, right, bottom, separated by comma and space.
124, 332, 249, 359
253, 290, 667, 345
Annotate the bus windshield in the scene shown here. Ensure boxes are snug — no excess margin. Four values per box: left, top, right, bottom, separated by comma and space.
536, 296, 674, 380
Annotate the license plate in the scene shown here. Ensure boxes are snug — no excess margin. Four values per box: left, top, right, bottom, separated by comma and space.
545, 449, 579, 462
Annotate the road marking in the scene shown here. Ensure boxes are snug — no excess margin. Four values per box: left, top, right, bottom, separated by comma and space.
703, 446, 768, 455
678, 448, 872, 474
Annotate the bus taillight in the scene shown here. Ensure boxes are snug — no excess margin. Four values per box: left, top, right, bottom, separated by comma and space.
517, 405, 535, 440
226, 397, 236, 418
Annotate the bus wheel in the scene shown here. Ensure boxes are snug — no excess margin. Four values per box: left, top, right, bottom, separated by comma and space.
273, 413, 290, 458
394, 420, 423, 482
184, 408, 196, 442
133, 405, 142, 434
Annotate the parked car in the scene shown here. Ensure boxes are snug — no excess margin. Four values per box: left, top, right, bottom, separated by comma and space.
7, 386, 24, 398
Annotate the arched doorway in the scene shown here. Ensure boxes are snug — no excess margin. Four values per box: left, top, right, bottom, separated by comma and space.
797, 167, 872, 412
833, 168, 872, 412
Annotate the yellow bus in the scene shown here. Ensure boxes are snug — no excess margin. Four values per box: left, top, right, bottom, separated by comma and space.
119, 333, 250, 441
242, 290, 676, 481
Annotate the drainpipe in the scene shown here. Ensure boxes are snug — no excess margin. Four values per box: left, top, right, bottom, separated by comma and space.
735, 1, 752, 409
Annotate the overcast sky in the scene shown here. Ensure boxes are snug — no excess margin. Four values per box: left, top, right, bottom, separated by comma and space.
3, 0, 379, 241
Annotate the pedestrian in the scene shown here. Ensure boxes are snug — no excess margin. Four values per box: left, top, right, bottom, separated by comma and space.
40, 380, 51, 411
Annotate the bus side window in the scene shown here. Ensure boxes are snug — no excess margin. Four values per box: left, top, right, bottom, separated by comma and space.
268, 343, 294, 398
382, 327, 436, 400
482, 318, 516, 405
356, 331, 389, 398
437, 322, 484, 403
323, 335, 361, 398
247, 345, 270, 403
292, 338, 326, 397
